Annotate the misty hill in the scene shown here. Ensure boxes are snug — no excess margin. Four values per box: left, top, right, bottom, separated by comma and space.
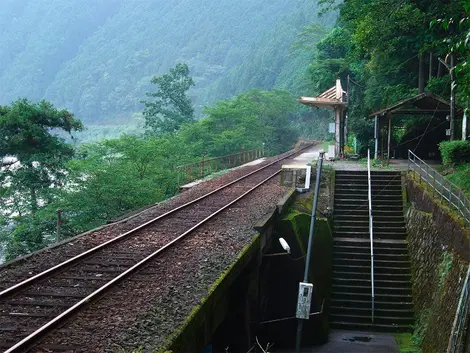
0, 0, 334, 136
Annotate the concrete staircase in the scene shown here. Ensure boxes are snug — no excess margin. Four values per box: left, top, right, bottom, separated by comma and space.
330, 170, 414, 332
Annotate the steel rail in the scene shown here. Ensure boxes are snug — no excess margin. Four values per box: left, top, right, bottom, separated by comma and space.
4, 169, 282, 353
0, 143, 314, 300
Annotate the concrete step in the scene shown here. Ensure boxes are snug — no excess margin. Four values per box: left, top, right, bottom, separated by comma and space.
333, 258, 411, 268
335, 206, 403, 213
333, 252, 410, 261
331, 291, 413, 303
330, 313, 414, 325
335, 170, 402, 176
335, 181, 403, 188
334, 220, 405, 226
330, 306, 414, 318
333, 271, 411, 281
333, 232, 406, 241
334, 199, 403, 206
334, 214, 405, 222
329, 320, 413, 332
334, 225, 406, 233
333, 264, 411, 275
335, 185, 403, 190
334, 193, 403, 200
333, 237, 408, 248
329, 298, 413, 310
333, 277, 412, 288
333, 245, 408, 255
332, 284, 412, 296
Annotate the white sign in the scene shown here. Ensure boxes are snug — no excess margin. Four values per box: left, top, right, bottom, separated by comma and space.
296, 282, 313, 319
329, 123, 336, 134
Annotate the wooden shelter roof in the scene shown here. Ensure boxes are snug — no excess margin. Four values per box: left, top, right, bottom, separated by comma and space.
369, 92, 463, 118
298, 79, 348, 109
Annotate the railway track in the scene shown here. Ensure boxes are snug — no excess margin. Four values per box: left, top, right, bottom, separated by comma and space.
0, 143, 315, 352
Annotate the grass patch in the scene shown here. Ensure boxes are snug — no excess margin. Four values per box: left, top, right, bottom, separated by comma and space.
445, 163, 470, 197
394, 333, 421, 353
358, 158, 394, 169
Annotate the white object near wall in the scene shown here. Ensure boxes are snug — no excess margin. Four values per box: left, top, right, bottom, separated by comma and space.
328, 144, 335, 160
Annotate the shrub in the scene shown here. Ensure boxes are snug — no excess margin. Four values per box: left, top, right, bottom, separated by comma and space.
439, 141, 470, 167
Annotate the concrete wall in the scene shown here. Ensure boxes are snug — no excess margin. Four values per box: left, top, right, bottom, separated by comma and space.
405, 177, 470, 353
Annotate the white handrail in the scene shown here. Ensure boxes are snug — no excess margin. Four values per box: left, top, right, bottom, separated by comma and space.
367, 149, 375, 323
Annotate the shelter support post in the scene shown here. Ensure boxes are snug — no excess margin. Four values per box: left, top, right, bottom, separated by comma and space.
463, 108, 467, 141
374, 116, 379, 159
335, 107, 341, 158
450, 53, 455, 141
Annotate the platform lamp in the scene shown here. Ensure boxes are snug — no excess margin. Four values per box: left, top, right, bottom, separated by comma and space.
295, 150, 325, 352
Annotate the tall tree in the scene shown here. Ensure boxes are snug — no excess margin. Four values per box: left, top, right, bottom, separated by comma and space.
143, 63, 195, 135
0, 99, 82, 256
0, 99, 83, 215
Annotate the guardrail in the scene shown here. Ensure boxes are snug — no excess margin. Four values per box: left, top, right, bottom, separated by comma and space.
408, 150, 470, 227
447, 265, 470, 353
367, 149, 375, 323
176, 148, 264, 185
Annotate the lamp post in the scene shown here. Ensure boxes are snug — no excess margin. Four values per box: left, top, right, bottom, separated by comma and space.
295, 150, 325, 352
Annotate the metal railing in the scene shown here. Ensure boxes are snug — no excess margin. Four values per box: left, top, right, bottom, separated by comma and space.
408, 150, 470, 227
447, 265, 470, 353
176, 148, 264, 185
367, 149, 375, 323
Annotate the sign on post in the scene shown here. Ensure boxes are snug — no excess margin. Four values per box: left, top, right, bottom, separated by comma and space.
296, 282, 313, 319
329, 123, 336, 134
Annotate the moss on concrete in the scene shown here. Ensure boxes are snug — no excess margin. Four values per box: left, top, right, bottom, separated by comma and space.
394, 333, 421, 353
160, 234, 261, 353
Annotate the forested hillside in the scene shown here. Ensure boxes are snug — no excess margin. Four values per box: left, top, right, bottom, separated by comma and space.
0, 0, 334, 140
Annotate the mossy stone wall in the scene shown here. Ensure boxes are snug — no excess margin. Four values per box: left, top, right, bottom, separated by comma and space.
405, 177, 470, 353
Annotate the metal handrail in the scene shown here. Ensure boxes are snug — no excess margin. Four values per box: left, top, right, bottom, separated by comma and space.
447, 265, 470, 353
408, 150, 470, 227
367, 149, 375, 323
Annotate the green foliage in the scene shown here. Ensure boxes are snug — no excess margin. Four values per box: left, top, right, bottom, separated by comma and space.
437, 251, 454, 289
429, 0, 470, 103
1, 88, 305, 261
0, 99, 82, 257
183, 90, 300, 156
310, 0, 467, 151
143, 63, 195, 135
394, 333, 422, 353
445, 163, 470, 196
439, 140, 470, 167
0, 0, 332, 133
0, 98, 82, 216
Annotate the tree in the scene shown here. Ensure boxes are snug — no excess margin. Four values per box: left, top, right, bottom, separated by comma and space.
0, 99, 82, 256
143, 63, 195, 135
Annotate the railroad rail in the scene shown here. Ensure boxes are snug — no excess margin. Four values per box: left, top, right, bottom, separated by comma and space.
0, 143, 315, 352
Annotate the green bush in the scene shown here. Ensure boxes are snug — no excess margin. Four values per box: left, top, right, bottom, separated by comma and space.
439, 141, 470, 167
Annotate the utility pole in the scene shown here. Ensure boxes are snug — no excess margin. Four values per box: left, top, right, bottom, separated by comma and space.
439, 54, 456, 141
295, 151, 325, 353
450, 52, 456, 141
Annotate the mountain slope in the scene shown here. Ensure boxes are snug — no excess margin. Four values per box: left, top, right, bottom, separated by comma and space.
0, 0, 333, 128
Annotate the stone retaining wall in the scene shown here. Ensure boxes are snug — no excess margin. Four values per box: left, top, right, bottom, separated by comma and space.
405, 177, 470, 353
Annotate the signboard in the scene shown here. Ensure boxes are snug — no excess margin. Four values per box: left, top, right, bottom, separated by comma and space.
329, 123, 336, 134
296, 282, 313, 319
328, 144, 335, 160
